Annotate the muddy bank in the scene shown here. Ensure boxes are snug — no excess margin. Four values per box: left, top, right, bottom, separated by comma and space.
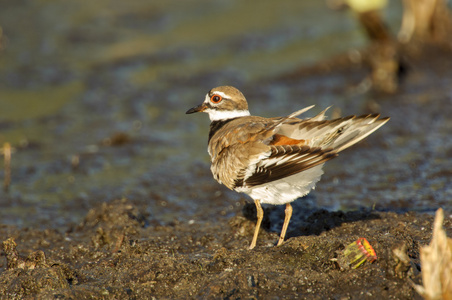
1, 36, 452, 300
1, 37, 452, 300
2, 198, 450, 299
1, 1, 452, 298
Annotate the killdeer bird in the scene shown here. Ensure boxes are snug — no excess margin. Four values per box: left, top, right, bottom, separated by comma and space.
186, 86, 389, 249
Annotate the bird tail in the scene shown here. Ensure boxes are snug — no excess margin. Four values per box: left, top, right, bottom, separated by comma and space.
318, 114, 390, 152
278, 113, 390, 152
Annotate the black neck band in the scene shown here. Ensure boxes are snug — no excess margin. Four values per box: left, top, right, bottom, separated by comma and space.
208, 118, 239, 143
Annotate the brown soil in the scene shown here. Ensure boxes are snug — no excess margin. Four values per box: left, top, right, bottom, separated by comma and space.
1, 196, 450, 299
1, 9, 452, 296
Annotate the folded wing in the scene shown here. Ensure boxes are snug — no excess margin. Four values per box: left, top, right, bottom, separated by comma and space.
234, 145, 337, 188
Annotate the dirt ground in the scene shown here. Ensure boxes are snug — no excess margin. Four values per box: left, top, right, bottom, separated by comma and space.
1, 197, 450, 299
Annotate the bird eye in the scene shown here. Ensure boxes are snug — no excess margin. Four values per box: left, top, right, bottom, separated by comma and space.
210, 94, 222, 103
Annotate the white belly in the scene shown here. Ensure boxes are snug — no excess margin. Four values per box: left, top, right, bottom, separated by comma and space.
236, 164, 325, 205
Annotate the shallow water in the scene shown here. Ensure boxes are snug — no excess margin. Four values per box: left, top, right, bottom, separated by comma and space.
0, 0, 450, 229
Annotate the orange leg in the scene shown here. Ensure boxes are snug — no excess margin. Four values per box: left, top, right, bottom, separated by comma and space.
276, 203, 293, 246
249, 199, 263, 250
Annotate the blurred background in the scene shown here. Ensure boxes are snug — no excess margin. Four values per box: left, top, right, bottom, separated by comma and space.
0, 0, 451, 229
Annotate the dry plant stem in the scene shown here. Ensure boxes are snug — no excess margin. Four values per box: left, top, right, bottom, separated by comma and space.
414, 208, 452, 299
3, 143, 11, 192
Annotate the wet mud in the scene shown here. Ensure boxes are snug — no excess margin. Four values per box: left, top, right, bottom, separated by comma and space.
3, 43, 452, 297
1, 1, 452, 298
1, 49, 452, 298
2, 197, 450, 299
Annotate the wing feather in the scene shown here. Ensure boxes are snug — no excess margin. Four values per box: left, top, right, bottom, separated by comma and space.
234, 145, 337, 188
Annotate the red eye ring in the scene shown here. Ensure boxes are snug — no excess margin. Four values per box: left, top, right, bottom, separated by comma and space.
210, 94, 222, 103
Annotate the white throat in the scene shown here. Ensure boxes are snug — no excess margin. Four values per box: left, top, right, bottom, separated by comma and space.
206, 109, 250, 121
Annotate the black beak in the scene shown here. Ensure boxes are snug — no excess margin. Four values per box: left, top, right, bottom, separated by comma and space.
186, 103, 207, 114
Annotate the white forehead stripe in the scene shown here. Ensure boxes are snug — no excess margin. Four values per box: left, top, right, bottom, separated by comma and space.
204, 91, 229, 102
205, 109, 250, 121
210, 91, 228, 98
